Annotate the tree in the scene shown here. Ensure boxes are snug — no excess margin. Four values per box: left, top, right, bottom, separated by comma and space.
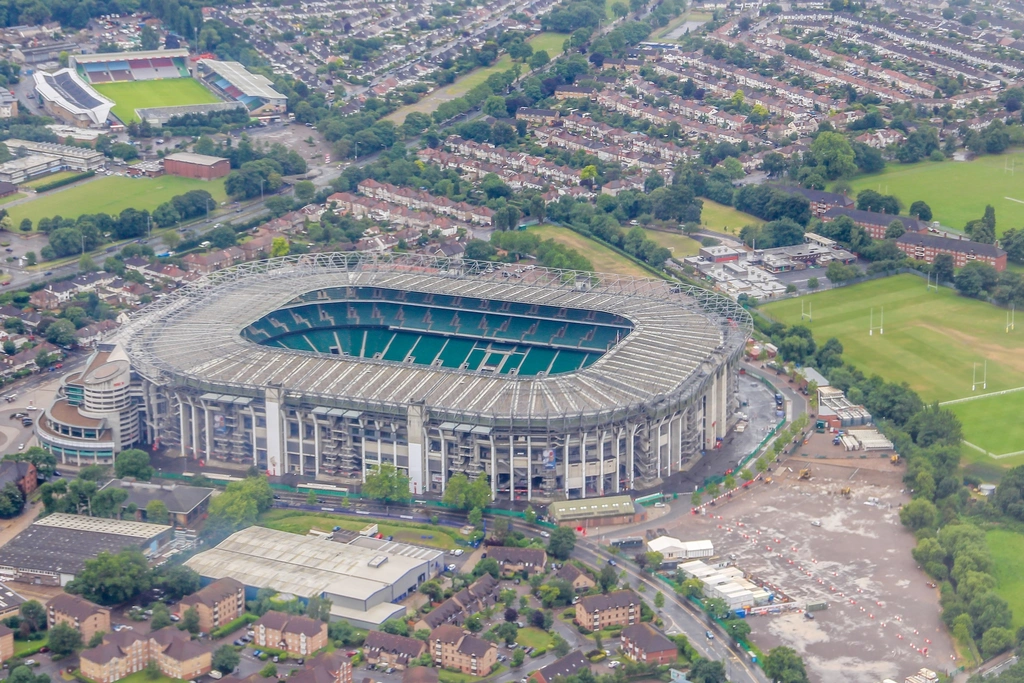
763, 646, 810, 683
143, 499, 170, 525
205, 476, 272, 540
725, 619, 751, 642
66, 549, 151, 605
155, 564, 201, 601
0, 482, 23, 519
885, 220, 905, 239
688, 658, 727, 683
547, 526, 576, 560
46, 319, 76, 346
580, 165, 598, 188
810, 132, 857, 179
48, 621, 82, 656
511, 648, 525, 667
442, 472, 492, 509
932, 253, 954, 284
598, 564, 618, 592
182, 606, 200, 634
213, 645, 241, 674
294, 181, 316, 205
473, 557, 501, 579
270, 237, 290, 258
468, 507, 483, 528
954, 261, 998, 298
529, 51, 550, 70
495, 621, 518, 644
654, 591, 665, 608
150, 602, 172, 630
114, 449, 153, 480
981, 626, 1014, 659
483, 96, 508, 119
19, 601, 45, 633
909, 201, 933, 222
362, 462, 410, 503
88, 631, 106, 648
259, 664, 278, 679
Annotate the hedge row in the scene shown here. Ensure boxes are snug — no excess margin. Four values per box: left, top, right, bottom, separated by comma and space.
210, 612, 258, 639
32, 171, 95, 193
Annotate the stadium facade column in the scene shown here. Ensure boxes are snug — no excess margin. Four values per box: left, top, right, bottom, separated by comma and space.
264, 386, 284, 477
248, 404, 259, 468
706, 375, 718, 451
580, 431, 587, 499
203, 401, 211, 462
670, 415, 680, 473
564, 435, 570, 495
189, 398, 200, 463
598, 431, 606, 496
628, 424, 639, 490
177, 394, 189, 457
297, 411, 304, 476
489, 434, 497, 499
527, 435, 533, 501
407, 404, 425, 496
440, 434, 448, 495
614, 427, 622, 493
718, 367, 728, 440
312, 415, 321, 477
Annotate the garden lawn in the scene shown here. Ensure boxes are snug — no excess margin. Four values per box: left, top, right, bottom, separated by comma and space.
0, 192, 24, 205
9, 175, 227, 227
527, 224, 653, 277
13, 635, 47, 657
93, 79, 220, 124
700, 200, 762, 236
385, 33, 567, 124
259, 510, 460, 550
643, 228, 700, 257
987, 529, 1024, 629
516, 627, 553, 649
101, 670, 185, 683
842, 151, 1024, 236
762, 274, 1024, 457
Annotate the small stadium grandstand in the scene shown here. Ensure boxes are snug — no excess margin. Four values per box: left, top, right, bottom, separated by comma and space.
33, 69, 113, 127
196, 60, 287, 118
71, 48, 191, 84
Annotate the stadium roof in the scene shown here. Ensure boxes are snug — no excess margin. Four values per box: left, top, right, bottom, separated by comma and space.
72, 48, 189, 64
199, 60, 285, 101
184, 526, 441, 601
117, 255, 749, 429
33, 69, 113, 125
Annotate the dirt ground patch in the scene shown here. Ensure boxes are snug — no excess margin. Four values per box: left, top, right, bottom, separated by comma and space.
663, 449, 955, 683
918, 323, 1024, 376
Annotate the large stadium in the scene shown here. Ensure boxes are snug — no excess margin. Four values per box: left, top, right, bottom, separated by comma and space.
111, 254, 749, 501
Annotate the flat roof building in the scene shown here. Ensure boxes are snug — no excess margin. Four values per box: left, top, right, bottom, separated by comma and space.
548, 495, 645, 527
0, 513, 171, 586
163, 153, 230, 180
185, 526, 444, 628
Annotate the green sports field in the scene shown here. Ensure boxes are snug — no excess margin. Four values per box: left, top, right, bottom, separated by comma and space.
987, 529, 1024, 628
701, 199, 762, 236
92, 78, 220, 123
762, 275, 1024, 455
10, 175, 227, 226
843, 151, 1024, 236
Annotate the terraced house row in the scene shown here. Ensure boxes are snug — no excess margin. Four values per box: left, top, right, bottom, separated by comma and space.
356, 179, 495, 226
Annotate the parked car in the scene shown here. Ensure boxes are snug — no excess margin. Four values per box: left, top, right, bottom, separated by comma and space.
539, 531, 550, 538
607, 559, 617, 566
705, 631, 714, 640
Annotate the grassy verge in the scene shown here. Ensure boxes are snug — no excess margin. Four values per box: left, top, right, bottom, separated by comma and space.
23, 171, 82, 189
643, 228, 700, 258
700, 199, 762, 236
13, 635, 47, 657
987, 528, 1024, 628
259, 509, 462, 550
516, 627, 553, 649
527, 224, 652, 277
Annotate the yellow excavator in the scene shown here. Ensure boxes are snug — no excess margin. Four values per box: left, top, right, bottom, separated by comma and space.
890, 454, 901, 465
798, 469, 811, 480
840, 487, 851, 498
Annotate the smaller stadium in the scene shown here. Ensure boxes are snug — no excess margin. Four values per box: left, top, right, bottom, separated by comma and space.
196, 59, 287, 119
71, 49, 191, 83
33, 69, 114, 126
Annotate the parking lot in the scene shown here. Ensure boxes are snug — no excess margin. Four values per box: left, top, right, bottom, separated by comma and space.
665, 448, 955, 683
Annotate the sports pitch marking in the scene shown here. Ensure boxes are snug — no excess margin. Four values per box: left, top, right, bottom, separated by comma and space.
939, 385, 1024, 406
963, 441, 1024, 460
1005, 197, 1024, 205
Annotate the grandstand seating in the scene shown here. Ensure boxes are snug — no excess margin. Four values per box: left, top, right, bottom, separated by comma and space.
76, 55, 191, 84
241, 287, 633, 375
43, 71, 105, 109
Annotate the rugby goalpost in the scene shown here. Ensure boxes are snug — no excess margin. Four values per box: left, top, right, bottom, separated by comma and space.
869, 306, 883, 336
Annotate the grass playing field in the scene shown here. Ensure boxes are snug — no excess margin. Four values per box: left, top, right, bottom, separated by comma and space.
9, 175, 227, 227
528, 224, 653, 277
987, 529, 1024, 628
701, 199, 762, 236
260, 510, 459, 550
843, 151, 1024, 236
762, 275, 1024, 456
92, 78, 220, 124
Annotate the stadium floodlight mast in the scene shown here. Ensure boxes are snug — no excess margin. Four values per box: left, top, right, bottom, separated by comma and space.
869, 306, 883, 336
800, 300, 812, 322
972, 361, 988, 391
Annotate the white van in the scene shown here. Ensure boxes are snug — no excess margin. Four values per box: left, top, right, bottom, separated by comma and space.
208, 671, 223, 680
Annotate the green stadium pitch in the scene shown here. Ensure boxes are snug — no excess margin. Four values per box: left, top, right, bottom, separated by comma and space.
761, 274, 1024, 459
92, 79, 220, 123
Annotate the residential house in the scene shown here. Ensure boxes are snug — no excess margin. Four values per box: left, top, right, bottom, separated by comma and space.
530, 651, 590, 683
772, 185, 853, 217
47, 594, 111, 644
554, 564, 596, 592
177, 577, 245, 634
293, 650, 353, 683
363, 631, 425, 671
415, 574, 500, 630
429, 625, 497, 676
487, 547, 547, 574
0, 583, 26, 621
45, 281, 78, 304
3, 342, 60, 374
0, 459, 37, 497
253, 611, 328, 656
516, 108, 560, 125
403, 667, 438, 683
29, 289, 60, 311
896, 233, 1007, 272
554, 85, 597, 100
621, 623, 677, 665
574, 591, 641, 630
75, 320, 117, 348
80, 626, 212, 683
0, 623, 12, 662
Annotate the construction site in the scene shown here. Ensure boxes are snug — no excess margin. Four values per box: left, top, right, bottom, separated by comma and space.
667, 432, 956, 683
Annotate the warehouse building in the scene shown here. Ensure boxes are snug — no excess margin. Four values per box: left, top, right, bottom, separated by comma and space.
548, 495, 646, 528
185, 526, 444, 628
163, 152, 230, 180
646, 537, 714, 566
0, 514, 172, 586
678, 560, 770, 611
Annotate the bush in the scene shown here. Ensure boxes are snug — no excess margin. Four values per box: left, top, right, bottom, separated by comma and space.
33, 171, 94, 193
210, 613, 258, 640
529, 648, 547, 658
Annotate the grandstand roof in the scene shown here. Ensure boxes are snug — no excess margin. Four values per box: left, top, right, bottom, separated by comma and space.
33, 69, 113, 125
72, 48, 189, 65
198, 60, 285, 101
116, 255, 749, 428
